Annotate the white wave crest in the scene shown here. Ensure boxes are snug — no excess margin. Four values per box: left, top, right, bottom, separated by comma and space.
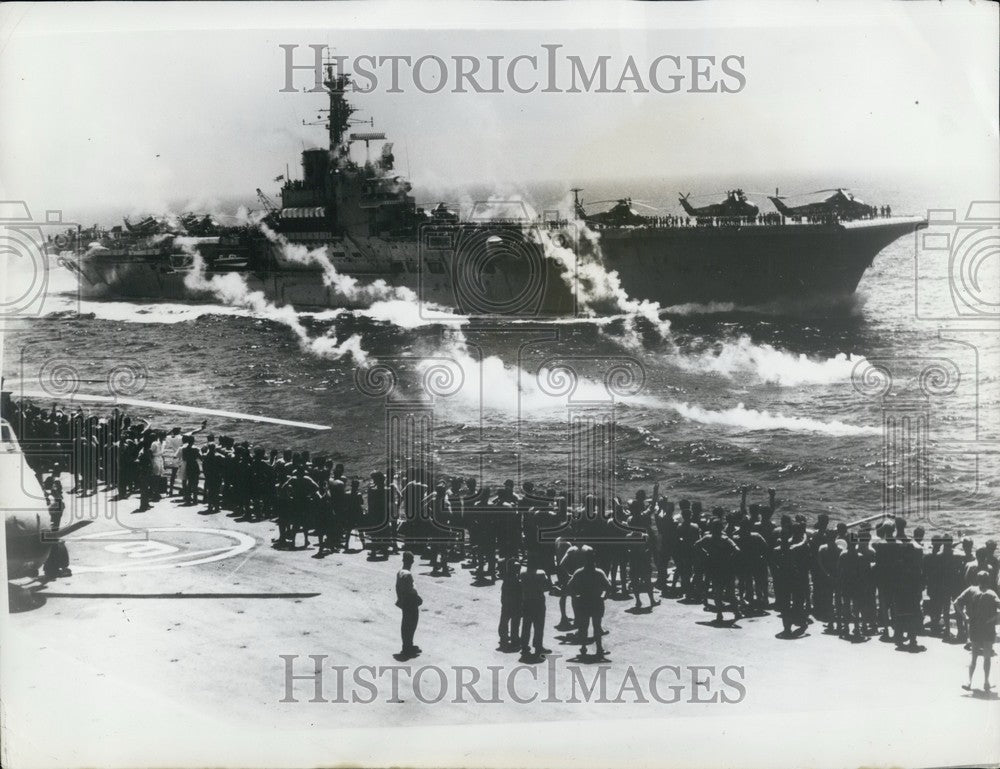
41, 298, 255, 324
662, 301, 739, 315
180, 245, 368, 364
543, 226, 671, 340
350, 299, 468, 329
410, 329, 659, 417
666, 400, 879, 436
674, 335, 864, 387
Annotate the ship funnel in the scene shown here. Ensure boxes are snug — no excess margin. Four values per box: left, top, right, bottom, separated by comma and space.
302, 149, 330, 188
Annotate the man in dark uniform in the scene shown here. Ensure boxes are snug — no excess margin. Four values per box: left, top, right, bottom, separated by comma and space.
655, 499, 679, 592
979, 540, 999, 589
272, 457, 295, 548
446, 476, 468, 564
627, 529, 658, 610
810, 514, 833, 620
385, 469, 403, 554
494, 479, 522, 559
676, 504, 701, 600
323, 469, 347, 554
344, 478, 366, 552
774, 521, 810, 636
837, 533, 870, 638
521, 486, 544, 565
944, 535, 969, 642
558, 538, 585, 632
872, 521, 896, 638
365, 471, 391, 559
459, 477, 478, 567
218, 436, 237, 511
135, 432, 155, 512
428, 482, 452, 576
605, 499, 631, 596
689, 501, 708, 599
181, 435, 203, 508
395, 551, 423, 659
519, 554, 550, 659
41, 464, 71, 581
498, 557, 522, 650
525, 489, 562, 577
892, 517, 924, 649
471, 486, 497, 582
925, 535, 949, 636
248, 447, 273, 522
856, 530, 879, 635
42, 463, 65, 531
817, 529, 843, 633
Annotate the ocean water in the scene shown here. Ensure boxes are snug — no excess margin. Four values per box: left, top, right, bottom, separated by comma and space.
3, 179, 998, 537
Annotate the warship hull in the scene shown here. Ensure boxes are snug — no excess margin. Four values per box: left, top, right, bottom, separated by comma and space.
64, 216, 926, 315
597, 216, 926, 307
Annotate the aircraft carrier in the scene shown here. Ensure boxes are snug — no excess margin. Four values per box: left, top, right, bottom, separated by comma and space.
58, 63, 927, 317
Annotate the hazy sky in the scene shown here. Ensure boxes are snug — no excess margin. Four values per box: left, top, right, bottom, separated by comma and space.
1, 1, 996, 218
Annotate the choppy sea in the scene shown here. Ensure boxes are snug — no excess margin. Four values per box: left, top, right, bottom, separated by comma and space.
4, 178, 998, 537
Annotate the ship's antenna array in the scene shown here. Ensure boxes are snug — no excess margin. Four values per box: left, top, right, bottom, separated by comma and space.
297, 47, 391, 165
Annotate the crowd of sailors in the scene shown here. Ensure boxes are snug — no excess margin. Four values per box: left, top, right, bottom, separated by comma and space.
7, 397, 997, 687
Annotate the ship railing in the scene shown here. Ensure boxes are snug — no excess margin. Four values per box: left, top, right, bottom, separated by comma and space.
463, 217, 536, 226
581, 214, 874, 230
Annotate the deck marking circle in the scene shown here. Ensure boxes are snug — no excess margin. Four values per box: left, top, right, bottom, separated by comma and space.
104, 541, 180, 558
67, 527, 256, 572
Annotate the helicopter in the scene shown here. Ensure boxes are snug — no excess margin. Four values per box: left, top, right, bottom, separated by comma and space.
571, 189, 659, 226
768, 188, 872, 220
678, 189, 760, 219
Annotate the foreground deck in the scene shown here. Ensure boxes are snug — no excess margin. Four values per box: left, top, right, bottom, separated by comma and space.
3, 485, 996, 768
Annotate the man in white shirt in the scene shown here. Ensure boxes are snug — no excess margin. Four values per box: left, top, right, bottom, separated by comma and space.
162, 420, 207, 496
162, 428, 184, 495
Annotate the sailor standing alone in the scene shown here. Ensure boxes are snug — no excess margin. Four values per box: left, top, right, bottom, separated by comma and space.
395, 551, 423, 659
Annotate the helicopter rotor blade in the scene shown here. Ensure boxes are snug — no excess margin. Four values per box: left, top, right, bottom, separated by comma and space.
683, 190, 767, 200
683, 191, 731, 200
780, 188, 851, 197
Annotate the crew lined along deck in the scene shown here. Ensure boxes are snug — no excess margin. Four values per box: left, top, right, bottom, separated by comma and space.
8, 395, 998, 667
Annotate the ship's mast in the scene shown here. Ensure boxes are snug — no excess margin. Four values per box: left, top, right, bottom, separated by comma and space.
322, 58, 355, 152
